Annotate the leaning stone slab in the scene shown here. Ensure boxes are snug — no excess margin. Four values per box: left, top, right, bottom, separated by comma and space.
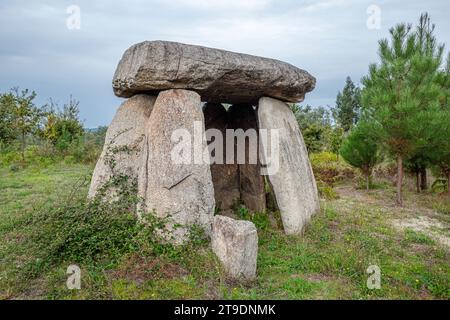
88, 94, 156, 198
211, 215, 258, 281
139, 89, 215, 243
113, 41, 316, 105
257, 97, 320, 235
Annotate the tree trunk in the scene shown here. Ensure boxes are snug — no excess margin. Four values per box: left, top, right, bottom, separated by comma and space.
21, 131, 25, 162
366, 172, 370, 191
447, 172, 450, 198
396, 155, 403, 206
420, 167, 427, 191
415, 171, 420, 193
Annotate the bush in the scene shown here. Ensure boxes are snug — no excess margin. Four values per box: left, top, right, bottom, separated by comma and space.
310, 152, 355, 185
13, 171, 188, 283
316, 181, 339, 200
0, 134, 103, 170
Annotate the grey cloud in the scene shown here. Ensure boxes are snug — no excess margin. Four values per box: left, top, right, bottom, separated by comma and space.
0, 0, 449, 127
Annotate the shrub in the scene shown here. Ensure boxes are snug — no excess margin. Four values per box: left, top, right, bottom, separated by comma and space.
340, 120, 381, 190
316, 181, 339, 200
10, 144, 191, 281
310, 152, 355, 185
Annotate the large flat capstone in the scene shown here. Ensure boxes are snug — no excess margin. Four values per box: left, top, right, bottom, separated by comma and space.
113, 41, 316, 104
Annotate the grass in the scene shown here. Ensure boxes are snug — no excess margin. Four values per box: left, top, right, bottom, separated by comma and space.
0, 162, 449, 300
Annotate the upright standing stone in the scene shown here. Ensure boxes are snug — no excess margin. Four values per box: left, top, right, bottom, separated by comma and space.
211, 215, 258, 281
139, 89, 215, 242
229, 105, 266, 213
203, 103, 240, 211
257, 97, 320, 234
88, 94, 156, 198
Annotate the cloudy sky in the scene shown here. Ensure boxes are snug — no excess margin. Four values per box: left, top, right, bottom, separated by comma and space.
0, 0, 449, 127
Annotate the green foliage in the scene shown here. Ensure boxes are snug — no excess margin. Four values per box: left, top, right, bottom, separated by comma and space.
6, 138, 199, 285
291, 104, 332, 131
0, 88, 43, 160
42, 96, 84, 152
233, 203, 271, 231
361, 13, 448, 203
302, 123, 326, 153
20, 168, 155, 278
2, 162, 449, 299
433, 54, 450, 194
316, 181, 339, 200
310, 151, 355, 186
0, 92, 17, 145
328, 127, 344, 157
310, 152, 354, 199
290, 104, 332, 153
332, 76, 361, 132
0, 89, 105, 168
402, 229, 436, 245
431, 178, 448, 194
340, 121, 381, 190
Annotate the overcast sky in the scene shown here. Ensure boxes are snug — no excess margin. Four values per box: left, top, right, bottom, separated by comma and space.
0, 0, 449, 127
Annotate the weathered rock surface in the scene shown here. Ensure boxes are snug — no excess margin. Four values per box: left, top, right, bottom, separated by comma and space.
203, 103, 240, 211
257, 97, 320, 234
113, 41, 316, 104
211, 215, 258, 281
139, 89, 215, 242
88, 94, 156, 198
229, 105, 266, 213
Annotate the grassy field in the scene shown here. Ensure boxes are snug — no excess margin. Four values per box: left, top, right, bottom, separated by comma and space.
0, 162, 449, 300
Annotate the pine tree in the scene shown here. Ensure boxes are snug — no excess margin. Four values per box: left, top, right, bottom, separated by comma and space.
333, 77, 361, 132
435, 53, 450, 197
362, 13, 446, 205
404, 14, 450, 193
340, 120, 380, 190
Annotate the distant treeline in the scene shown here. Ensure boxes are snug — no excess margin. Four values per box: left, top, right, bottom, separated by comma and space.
0, 88, 106, 165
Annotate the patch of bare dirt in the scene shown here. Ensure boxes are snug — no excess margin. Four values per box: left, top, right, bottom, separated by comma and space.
392, 216, 450, 248
333, 183, 450, 249
111, 254, 189, 284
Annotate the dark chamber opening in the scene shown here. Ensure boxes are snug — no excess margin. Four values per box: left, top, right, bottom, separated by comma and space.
203, 103, 267, 215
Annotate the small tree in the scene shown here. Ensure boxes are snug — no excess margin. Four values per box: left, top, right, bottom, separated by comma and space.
362, 13, 445, 205
0, 92, 16, 147
290, 104, 332, 153
42, 96, 84, 152
328, 126, 344, 159
10, 88, 42, 161
302, 123, 326, 153
340, 121, 380, 190
333, 77, 361, 132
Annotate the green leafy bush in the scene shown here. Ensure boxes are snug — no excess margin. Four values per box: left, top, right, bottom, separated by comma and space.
310, 152, 355, 185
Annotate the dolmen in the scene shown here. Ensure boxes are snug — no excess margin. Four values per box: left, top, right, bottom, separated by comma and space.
89, 41, 320, 280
